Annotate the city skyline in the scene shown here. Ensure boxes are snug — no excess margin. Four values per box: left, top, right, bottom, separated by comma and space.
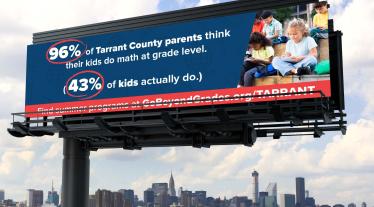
1, 172, 372, 207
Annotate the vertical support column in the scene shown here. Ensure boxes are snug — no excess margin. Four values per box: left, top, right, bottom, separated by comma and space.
61, 138, 90, 207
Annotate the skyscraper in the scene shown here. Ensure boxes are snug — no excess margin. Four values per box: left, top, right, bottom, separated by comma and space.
144, 189, 155, 207
0, 190, 4, 201
258, 192, 268, 207
280, 194, 295, 207
113, 192, 124, 207
28, 189, 43, 207
169, 172, 176, 197
266, 183, 277, 203
152, 183, 168, 196
95, 189, 113, 207
46, 181, 59, 206
296, 177, 305, 207
252, 171, 259, 205
119, 189, 135, 207
180, 191, 193, 207
88, 195, 96, 207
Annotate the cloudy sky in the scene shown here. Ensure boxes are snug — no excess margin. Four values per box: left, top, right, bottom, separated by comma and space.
1, 0, 373, 205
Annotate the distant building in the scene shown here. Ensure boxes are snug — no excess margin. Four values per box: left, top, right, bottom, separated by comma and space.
296, 177, 305, 207
119, 189, 135, 207
0, 190, 4, 201
88, 195, 96, 207
95, 189, 113, 207
168, 172, 176, 197
152, 183, 168, 196
113, 192, 124, 207
258, 192, 268, 207
347, 203, 356, 207
264, 196, 277, 207
154, 191, 168, 207
193, 191, 207, 206
252, 171, 259, 205
266, 183, 277, 203
361, 203, 367, 207
333, 204, 344, 207
144, 189, 155, 207
28, 189, 43, 207
180, 191, 193, 207
280, 194, 295, 207
305, 197, 315, 207
46, 181, 59, 206
229, 196, 251, 207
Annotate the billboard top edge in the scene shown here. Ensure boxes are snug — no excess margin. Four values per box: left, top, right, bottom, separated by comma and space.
33, 0, 317, 44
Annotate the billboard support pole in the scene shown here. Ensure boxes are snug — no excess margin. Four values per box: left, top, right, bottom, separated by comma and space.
61, 138, 90, 207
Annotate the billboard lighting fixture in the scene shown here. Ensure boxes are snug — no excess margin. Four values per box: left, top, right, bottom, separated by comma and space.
273, 131, 282, 139
7, 128, 26, 138
313, 128, 324, 138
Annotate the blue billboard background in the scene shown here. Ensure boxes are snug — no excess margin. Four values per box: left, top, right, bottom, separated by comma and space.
26, 12, 255, 105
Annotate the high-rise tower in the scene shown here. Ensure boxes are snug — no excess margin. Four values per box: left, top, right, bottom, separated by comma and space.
169, 171, 176, 196
252, 170, 259, 204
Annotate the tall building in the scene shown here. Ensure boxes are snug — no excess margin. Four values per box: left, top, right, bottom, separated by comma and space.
169, 172, 176, 197
258, 192, 268, 207
296, 177, 305, 207
252, 171, 259, 205
88, 195, 96, 207
280, 194, 295, 207
28, 189, 43, 207
119, 189, 135, 207
229, 196, 251, 207
95, 189, 113, 207
0, 190, 4, 201
152, 183, 168, 196
180, 191, 193, 207
264, 196, 277, 207
305, 197, 315, 207
113, 192, 124, 207
154, 191, 168, 207
266, 183, 277, 203
193, 191, 207, 206
46, 181, 59, 206
144, 189, 155, 207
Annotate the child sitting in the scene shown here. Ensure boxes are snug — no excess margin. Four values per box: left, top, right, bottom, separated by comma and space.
310, 1, 329, 43
252, 11, 265, 34
272, 18, 318, 76
261, 11, 284, 44
238, 32, 275, 87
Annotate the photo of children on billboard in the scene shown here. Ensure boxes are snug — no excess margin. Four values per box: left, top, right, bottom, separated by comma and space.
238, 1, 330, 88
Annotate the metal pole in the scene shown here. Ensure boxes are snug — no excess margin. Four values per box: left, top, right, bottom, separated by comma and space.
61, 138, 90, 207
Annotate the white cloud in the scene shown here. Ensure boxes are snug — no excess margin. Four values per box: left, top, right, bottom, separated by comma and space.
319, 119, 374, 171
196, 0, 220, 6
158, 147, 178, 163
332, 0, 374, 116
0, 151, 34, 175
0, 77, 25, 118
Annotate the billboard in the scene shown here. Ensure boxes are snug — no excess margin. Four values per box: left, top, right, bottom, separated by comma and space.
26, 2, 331, 117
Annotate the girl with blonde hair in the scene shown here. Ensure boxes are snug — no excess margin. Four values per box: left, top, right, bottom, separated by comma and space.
272, 18, 318, 76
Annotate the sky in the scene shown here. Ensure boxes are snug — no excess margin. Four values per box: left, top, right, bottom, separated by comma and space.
0, 0, 373, 205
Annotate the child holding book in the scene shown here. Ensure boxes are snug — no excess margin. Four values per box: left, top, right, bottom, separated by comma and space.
238, 32, 275, 87
311, 1, 329, 43
272, 18, 318, 76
